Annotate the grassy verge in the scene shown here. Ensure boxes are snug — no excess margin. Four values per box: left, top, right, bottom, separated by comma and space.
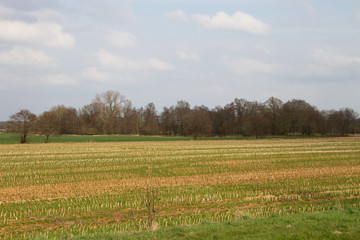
49, 209, 360, 240
0, 133, 192, 144
0, 133, 327, 144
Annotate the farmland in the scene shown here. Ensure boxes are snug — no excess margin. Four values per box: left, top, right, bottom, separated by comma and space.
0, 137, 360, 239
0, 133, 192, 144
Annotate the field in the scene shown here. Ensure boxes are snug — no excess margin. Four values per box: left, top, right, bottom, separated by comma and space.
0, 133, 192, 144
0, 137, 360, 239
0, 133, 317, 144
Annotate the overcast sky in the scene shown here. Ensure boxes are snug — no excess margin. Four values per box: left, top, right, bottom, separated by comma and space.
1, 0, 360, 120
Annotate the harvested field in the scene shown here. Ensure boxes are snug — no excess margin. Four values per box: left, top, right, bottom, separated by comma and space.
0, 137, 360, 239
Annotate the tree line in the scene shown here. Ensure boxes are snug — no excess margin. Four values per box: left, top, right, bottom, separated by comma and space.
5, 90, 360, 143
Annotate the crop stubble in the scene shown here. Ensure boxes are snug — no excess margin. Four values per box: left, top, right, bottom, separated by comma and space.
0, 137, 359, 239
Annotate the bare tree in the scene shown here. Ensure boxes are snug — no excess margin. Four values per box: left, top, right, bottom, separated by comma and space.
7, 109, 37, 143
160, 106, 176, 135
50, 105, 79, 134
174, 100, 191, 136
79, 103, 101, 134
233, 98, 254, 136
280, 99, 321, 136
121, 100, 139, 135
140, 103, 159, 135
264, 97, 283, 135
92, 90, 126, 134
186, 106, 213, 140
211, 104, 236, 136
247, 102, 268, 139
327, 108, 359, 136
36, 111, 60, 143
0, 121, 6, 132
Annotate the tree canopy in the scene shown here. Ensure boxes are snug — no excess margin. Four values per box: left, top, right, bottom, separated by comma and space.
6, 91, 360, 142
7, 109, 37, 143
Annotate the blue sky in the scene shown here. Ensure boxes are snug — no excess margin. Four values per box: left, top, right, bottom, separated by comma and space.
0, 0, 360, 120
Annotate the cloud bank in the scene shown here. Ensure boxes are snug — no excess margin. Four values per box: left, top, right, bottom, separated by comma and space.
0, 47, 52, 66
0, 20, 75, 48
104, 29, 137, 49
166, 9, 189, 22
192, 11, 270, 35
96, 49, 175, 71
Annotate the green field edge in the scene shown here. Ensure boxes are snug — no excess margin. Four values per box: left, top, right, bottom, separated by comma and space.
36, 209, 360, 240
0, 133, 330, 144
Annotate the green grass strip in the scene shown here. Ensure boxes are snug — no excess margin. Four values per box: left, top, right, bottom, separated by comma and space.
39, 209, 360, 240
0, 133, 192, 144
0, 133, 328, 144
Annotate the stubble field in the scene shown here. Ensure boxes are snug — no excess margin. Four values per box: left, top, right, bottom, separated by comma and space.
0, 137, 360, 239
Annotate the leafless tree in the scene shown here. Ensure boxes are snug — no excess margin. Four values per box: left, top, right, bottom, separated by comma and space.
327, 108, 359, 136
264, 97, 283, 135
36, 111, 60, 143
174, 100, 191, 136
247, 102, 268, 139
7, 109, 37, 143
280, 99, 320, 135
140, 103, 159, 135
50, 105, 79, 134
92, 90, 126, 134
160, 106, 176, 135
18, 91, 359, 138
186, 106, 213, 140
121, 100, 139, 135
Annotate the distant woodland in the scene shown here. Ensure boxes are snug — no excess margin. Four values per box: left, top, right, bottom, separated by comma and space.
5, 90, 360, 143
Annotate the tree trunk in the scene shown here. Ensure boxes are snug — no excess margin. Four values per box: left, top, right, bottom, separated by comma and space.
21, 134, 26, 143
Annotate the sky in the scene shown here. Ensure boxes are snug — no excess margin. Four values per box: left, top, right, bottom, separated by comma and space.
0, 0, 360, 120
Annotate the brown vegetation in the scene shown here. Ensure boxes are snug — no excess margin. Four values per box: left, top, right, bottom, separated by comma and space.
5, 91, 360, 142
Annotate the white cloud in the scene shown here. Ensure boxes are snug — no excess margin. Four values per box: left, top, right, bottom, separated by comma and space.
0, 69, 21, 89
82, 67, 111, 82
297, 0, 316, 15
313, 48, 360, 67
148, 58, 175, 71
299, 64, 333, 77
0, 20, 75, 48
192, 11, 270, 35
96, 49, 175, 71
254, 46, 272, 55
0, 47, 52, 66
96, 49, 140, 70
176, 48, 200, 61
0, 4, 15, 19
166, 9, 189, 22
46, 74, 77, 85
227, 58, 281, 76
104, 29, 137, 49
29, 9, 61, 22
